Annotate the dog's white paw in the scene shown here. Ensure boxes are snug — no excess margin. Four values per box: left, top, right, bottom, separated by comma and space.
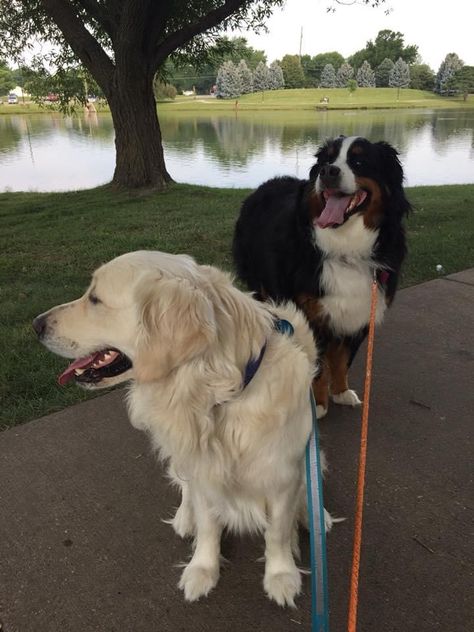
264, 567, 301, 607
170, 504, 194, 539
179, 564, 219, 602
331, 389, 361, 407
299, 507, 336, 534
324, 508, 334, 533
315, 405, 328, 419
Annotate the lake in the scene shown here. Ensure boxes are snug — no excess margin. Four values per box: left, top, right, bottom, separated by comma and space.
0, 108, 473, 191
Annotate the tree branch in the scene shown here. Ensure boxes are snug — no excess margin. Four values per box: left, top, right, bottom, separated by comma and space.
40, 0, 115, 91
76, 0, 117, 41
153, 0, 250, 69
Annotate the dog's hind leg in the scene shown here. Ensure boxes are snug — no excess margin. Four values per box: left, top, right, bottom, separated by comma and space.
263, 480, 303, 607
312, 363, 329, 419
178, 488, 222, 602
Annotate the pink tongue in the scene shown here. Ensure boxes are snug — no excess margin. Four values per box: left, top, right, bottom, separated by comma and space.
316, 194, 352, 228
58, 353, 100, 386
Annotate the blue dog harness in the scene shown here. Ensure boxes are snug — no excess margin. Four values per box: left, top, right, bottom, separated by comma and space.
243, 318, 330, 631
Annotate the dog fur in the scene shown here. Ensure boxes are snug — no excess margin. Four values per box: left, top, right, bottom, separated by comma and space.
233, 136, 411, 417
33, 250, 332, 606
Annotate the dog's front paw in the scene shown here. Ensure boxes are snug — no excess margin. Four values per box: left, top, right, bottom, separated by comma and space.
264, 566, 301, 607
331, 389, 361, 407
315, 405, 328, 419
179, 564, 219, 602
324, 508, 334, 533
171, 503, 194, 539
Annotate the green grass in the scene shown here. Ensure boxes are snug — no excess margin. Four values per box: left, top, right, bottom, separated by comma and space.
164, 88, 474, 111
1, 182, 473, 429
0, 101, 109, 115
1, 88, 473, 117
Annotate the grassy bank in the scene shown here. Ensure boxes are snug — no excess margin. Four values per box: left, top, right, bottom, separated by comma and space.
164, 88, 474, 111
1, 183, 473, 429
1, 88, 473, 117
0, 101, 108, 115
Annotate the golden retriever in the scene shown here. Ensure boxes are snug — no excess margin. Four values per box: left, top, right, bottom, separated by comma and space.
33, 250, 332, 607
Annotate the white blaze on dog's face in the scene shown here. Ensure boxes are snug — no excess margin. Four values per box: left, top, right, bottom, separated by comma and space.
310, 135, 405, 234
33, 251, 217, 389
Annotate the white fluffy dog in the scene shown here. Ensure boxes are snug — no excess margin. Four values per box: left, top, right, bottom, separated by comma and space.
33, 251, 331, 607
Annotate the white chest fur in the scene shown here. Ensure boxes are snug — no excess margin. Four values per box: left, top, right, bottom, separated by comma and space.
315, 215, 386, 336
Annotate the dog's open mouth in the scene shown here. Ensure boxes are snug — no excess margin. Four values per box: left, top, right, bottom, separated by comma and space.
58, 349, 132, 386
316, 189, 368, 229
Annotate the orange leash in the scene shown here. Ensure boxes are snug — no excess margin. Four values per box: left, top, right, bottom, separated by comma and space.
347, 274, 379, 632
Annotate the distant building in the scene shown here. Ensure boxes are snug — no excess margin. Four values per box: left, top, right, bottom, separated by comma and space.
11, 86, 31, 99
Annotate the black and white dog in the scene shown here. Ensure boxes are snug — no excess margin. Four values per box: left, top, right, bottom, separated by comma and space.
233, 136, 411, 417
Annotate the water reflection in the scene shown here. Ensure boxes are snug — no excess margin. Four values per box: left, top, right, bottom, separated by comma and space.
0, 108, 472, 191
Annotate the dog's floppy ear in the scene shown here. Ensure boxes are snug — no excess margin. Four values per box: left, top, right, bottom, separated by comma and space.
375, 141, 411, 217
134, 274, 217, 382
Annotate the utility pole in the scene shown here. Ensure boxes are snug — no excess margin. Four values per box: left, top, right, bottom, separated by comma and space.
299, 26, 303, 58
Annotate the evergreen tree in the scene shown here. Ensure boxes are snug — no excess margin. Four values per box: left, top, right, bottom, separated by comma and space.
237, 59, 253, 94
268, 61, 284, 89
320, 63, 336, 88
310, 52, 344, 86
253, 61, 271, 92
446, 65, 474, 100
216, 61, 241, 98
389, 57, 410, 92
356, 61, 376, 87
336, 62, 354, 88
280, 55, 305, 88
435, 53, 464, 94
300, 54, 318, 87
375, 58, 394, 87
410, 64, 435, 91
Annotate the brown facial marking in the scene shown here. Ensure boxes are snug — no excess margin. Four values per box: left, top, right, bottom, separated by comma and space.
355, 176, 384, 230
327, 341, 350, 395
307, 192, 324, 221
350, 144, 364, 155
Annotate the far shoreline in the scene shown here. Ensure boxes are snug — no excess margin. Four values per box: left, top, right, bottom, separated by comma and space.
1, 87, 473, 116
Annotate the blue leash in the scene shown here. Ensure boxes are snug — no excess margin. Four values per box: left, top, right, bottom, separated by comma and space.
306, 391, 330, 632
243, 318, 330, 629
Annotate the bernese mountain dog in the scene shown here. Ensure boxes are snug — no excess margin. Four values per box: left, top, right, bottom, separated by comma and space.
233, 135, 411, 418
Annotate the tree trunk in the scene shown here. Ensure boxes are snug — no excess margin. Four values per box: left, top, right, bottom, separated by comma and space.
107, 68, 173, 190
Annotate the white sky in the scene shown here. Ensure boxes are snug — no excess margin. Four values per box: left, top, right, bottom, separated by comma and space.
228, 0, 473, 71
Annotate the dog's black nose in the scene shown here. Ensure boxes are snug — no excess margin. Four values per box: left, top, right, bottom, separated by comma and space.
32, 314, 47, 338
319, 164, 341, 183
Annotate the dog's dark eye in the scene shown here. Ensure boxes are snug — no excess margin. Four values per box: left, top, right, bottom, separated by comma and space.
89, 293, 101, 305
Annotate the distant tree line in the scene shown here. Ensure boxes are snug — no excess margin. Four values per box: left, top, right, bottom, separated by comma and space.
0, 61, 104, 107
216, 59, 284, 98
1, 30, 473, 103
208, 30, 473, 99
161, 36, 267, 95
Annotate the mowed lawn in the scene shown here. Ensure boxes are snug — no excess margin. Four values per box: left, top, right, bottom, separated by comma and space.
2, 88, 473, 117
1, 182, 473, 428
163, 88, 474, 111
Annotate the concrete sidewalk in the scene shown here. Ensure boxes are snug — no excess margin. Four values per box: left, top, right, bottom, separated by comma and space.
1, 272, 473, 632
